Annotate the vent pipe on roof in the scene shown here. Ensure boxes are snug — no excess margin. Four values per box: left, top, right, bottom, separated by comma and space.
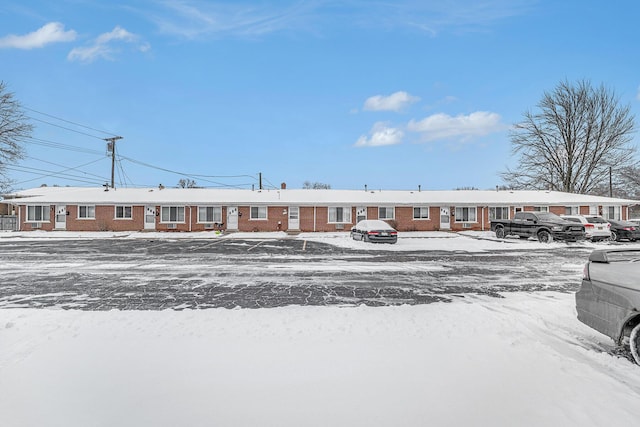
281, 182, 287, 190
418, 185, 421, 192
364, 184, 368, 192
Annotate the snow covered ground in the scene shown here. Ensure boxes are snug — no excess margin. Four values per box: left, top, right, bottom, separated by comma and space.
1, 231, 640, 426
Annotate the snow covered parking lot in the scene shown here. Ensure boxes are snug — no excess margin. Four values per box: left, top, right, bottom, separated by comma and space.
1, 231, 640, 426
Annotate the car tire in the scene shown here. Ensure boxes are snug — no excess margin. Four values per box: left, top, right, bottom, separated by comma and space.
630, 323, 640, 365
362, 234, 369, 242
495, 226, 505, 239
610, 231, 618, 242
537, 230, 553, 243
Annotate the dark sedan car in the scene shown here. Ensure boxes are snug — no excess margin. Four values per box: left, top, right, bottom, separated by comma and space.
576, 249, 640, 365
350, 220, 398, 244
607, 219, 640, 242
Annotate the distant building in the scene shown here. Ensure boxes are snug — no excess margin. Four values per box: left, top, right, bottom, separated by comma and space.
4, 186, 639, 233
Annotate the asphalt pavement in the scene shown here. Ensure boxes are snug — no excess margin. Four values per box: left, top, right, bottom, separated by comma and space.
0, 238, 591, 310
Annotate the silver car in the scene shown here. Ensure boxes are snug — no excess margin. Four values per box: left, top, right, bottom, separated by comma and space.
350, 220, 398, 244
576, 249, 640, 364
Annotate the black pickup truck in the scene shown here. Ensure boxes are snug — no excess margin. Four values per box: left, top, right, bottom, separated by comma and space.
491, 211, 585, 243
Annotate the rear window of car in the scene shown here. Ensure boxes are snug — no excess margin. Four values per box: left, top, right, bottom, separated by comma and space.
586, 216, 607, 223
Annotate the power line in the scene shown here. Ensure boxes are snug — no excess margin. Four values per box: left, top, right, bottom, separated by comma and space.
24, 106, 118, 137
6, 164, 109, 186
28, 116, 107, 141
16, 108, 269, 190
26, 156, 108, 181
119, 156, 259, 188
23, 136, 105, 156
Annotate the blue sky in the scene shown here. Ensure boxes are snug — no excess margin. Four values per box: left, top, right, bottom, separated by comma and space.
1, 0, 639, 191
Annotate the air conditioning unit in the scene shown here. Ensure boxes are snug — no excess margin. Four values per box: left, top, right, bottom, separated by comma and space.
463, 223, 472, 229
335, 224, 344, 230
166, 223, 177, 229
31, 222, 41, 229
204, 223, 214, 229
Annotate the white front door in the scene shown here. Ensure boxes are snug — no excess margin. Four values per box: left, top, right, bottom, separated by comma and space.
55, 205, 66, 230
356, 206, 367, 223
144, 205, 156, 230
288, 206, 299, 230
439, 207, 451, 230
227, 206, 239, 230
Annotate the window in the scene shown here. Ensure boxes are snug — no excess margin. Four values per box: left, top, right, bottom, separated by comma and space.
565, 206, 579, 215
533, 206, 549, 212
328, 207, 352, 223
250, 206, 267, 220
454, 207, 477, 222
115, 206, 132, 219
603, 206, 621, 220
161, 206, 185, 222
489, 207, 509, 221
413, 207, 430, 220
198, 206, 222, 223
27, 205, 50, 222
378, 207, 395, 220
78, 205, 95, 219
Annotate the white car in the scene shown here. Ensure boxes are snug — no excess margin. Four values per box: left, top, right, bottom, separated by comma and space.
561, 215, 611, 241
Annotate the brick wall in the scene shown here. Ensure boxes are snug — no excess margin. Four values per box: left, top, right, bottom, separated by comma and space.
15, 202, 628, 233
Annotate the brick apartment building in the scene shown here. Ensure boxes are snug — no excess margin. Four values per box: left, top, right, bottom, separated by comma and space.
3, 186, 638, 233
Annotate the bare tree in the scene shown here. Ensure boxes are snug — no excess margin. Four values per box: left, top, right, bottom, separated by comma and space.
302, 181, 331, 189
177, 178, 197, 188
502, 80, 637, 194
1, 81, 32, 192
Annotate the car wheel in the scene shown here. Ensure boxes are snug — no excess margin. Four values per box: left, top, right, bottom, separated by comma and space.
630, 323, 640, 365
610, 231, 618, 242
537, 230, 553, 243
495, 226, 505, 239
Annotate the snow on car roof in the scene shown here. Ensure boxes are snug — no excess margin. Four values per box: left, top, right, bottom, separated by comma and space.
354, 219, 396, 230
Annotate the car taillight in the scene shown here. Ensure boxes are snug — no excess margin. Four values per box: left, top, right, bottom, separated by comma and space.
368, 231, 379, 235
582, 263, 590, 281
623, 227, 634, 231
585, 224, 594, 228
390, 231, 398, 235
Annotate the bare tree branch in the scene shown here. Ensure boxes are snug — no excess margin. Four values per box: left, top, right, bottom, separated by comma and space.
501, 79, 637, 194
1, 81, 32, 192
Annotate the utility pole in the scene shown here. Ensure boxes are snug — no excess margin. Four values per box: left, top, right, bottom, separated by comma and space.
609, 166, 613, 198
259, 172, 263, 190
104, 136, 123, 189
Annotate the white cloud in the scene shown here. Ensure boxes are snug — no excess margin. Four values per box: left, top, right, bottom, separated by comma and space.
150, 1, 317, 39
68, 26, 149, 63
355, 122, 404, 147
146, 0, 530, 40
0, 22, 76, 49
407, 111, 504, 142
363, 91, 420, 112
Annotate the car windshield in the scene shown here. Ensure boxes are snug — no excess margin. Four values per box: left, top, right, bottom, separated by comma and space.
603, 250, 640, 263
